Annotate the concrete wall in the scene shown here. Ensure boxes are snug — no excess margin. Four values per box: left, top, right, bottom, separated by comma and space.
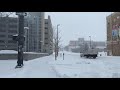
0, 53, 49, 60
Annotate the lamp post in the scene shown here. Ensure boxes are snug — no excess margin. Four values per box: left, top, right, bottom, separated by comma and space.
89, 36, 91, 49
24, 27, 29, 52
40, 41, 43, 52
57, 24, 60, 56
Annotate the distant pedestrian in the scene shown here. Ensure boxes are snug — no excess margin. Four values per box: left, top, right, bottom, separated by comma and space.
63, 53, 64, 60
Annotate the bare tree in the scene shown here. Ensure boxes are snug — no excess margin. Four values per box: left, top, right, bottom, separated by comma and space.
53, 26, 61, 60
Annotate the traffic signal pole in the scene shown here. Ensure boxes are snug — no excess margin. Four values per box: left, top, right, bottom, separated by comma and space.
15, 12, 27, 68
17, 15, 24, 66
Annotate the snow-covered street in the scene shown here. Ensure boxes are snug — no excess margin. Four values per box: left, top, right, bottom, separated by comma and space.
0, 51, 120, 78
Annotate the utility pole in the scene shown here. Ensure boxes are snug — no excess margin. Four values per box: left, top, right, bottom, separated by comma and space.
15, 12, 27, 68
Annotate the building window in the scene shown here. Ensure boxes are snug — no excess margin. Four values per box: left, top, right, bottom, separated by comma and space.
45, 22, 48, 24
45, 27, 48, 29
0, 45, 4, 47
8, 40, 16, 43
0, 40, 4, 43
8, 35, 13, 38
9, 25, 17, 28
0, 29, 6, 32
8, 30, 17, 33
0, 35, 5, 37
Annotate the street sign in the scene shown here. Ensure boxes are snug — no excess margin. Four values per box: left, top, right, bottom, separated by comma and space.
16, 12, 27, 16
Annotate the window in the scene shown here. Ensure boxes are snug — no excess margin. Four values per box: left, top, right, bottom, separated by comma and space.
45, 27, 48, 29
45, 22, 48, 24
9, 25, 17, 28
0, 28, 6, 32
45, 32, 48, 34
8, 35, 13, 38
8, 40, 16, 43
0, 45, 4, 47
8, 30, 17, 33
0, 35, 5, 37
0, 40, 4, 43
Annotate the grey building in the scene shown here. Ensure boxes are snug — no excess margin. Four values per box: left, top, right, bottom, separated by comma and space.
24, 12, 45, 52
44, 16, 53, 54
0, 12, 45, 53
68, 37, 106, 53
0, 16, 18, 51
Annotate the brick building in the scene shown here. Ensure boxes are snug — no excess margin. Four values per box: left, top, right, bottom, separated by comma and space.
106, 12, 120, 56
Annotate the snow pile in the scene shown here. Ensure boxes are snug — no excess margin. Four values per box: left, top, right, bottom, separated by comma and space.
24, 52, 48, 55
98, 51, 107, 56
0, 50, 17, 54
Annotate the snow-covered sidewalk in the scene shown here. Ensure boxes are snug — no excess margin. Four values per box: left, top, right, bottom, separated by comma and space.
1, 51, 120, 78
0, 55, 59, 78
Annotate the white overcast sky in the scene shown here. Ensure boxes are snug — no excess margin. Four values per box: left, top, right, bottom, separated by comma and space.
45, 12, 112, 46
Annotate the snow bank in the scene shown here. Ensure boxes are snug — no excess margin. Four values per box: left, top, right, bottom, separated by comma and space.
0, 50, 17, 54
0, 50, 48, 55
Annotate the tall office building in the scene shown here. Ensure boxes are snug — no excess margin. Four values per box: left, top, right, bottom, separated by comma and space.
25, 12, 45, 52
0, 12, 45, 53
0, 16, 18, 50
44, 15, 53, 54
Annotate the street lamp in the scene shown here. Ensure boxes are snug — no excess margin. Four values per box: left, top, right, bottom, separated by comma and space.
24, 27, 29, 52
40, 41, 43, 52
89, 36, 91, 49
57, 24, 60, 56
